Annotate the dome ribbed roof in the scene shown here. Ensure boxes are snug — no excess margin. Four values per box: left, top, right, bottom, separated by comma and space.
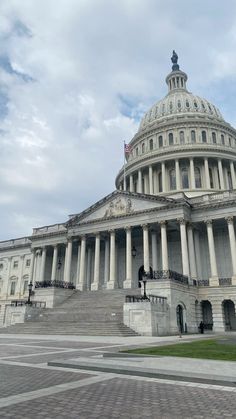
139, 91, 224, 131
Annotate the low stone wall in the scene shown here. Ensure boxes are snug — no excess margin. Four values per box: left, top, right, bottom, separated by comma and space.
4, 305, 27, 327
123, 300, 169, 336
33, 288, 75, 308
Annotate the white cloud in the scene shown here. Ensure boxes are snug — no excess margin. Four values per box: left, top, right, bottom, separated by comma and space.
1, 0, 236, 239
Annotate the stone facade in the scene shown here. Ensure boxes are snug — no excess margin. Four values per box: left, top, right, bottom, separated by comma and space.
0, 54, 236, 335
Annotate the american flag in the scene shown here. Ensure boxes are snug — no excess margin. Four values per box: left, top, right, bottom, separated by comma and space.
124, 142, 132, 154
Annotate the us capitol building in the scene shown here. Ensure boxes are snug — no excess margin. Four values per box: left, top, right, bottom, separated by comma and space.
0, 52, 236, 335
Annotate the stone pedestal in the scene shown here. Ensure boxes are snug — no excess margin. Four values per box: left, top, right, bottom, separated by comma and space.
209, 277, 219, 287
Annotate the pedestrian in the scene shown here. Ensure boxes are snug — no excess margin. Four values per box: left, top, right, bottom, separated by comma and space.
199, 321, 204, 334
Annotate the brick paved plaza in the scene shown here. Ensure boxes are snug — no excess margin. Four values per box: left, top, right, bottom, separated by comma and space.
0, 335, 236, 418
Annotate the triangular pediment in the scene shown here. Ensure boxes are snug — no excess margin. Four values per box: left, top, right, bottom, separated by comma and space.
67, 191, 176, 226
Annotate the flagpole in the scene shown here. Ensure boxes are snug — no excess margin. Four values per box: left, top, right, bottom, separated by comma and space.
123, 141, 126, 191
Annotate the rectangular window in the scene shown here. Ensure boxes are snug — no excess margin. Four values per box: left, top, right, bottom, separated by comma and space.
23, 280, 28, 294
26, 259, 31, 267
10, 282, 16, 296
13, 261, 18, 268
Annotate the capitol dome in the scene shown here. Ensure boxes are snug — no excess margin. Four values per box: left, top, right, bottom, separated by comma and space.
116, 51, 236, 198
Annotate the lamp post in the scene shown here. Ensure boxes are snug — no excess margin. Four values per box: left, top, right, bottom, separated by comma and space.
27, 280, 33, 305
142, 272, 150, 300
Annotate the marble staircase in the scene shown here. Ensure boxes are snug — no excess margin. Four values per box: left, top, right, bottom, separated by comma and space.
0, 288, 141, 336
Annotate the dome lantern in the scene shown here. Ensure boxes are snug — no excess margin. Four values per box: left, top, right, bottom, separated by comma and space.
165, 50, 188, 93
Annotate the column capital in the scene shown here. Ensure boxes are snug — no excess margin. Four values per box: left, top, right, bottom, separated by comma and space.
226, 216, 234, 224
177, 218, 186, 225
159, 220, 167, 226
125, 226, 132, 232
187, 222, 194, 229
108, 229, 116, 234
141, 224, 149, 230
204, 219, 213, 226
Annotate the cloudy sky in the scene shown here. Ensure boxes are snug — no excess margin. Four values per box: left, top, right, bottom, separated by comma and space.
1, 0, 236, 240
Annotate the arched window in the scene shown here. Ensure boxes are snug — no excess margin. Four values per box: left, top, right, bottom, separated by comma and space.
201, 102, 206, 111
181, 167, 189, 189
169, 169, 176, 190
142, 143, 145, 153
221, 134, 225, 145
186, 100, 190, 108
209, 168, 214, 189
228, 171, 233, 189
194, 167, 202, 188
212, 132, 216, 144
191, 130, 196, 143
168, 133, 174, 146
158, 172, 163, 192
177, 100, 181, 110
169, 101, 173, 112
229, 137, 232, 147
149, 139, 153, 151
202, 131, 207, 143
136, 147, 138, 156
179, 131, 185, 144
194, 101, 198, 110
158, 135, 163, 148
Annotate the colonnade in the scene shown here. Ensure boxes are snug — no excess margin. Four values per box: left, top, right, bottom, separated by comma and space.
31, 216, 236, 290
119, 157, 236, 193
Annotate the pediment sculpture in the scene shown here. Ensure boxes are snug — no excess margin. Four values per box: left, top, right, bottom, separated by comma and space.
104, 197, 133, 218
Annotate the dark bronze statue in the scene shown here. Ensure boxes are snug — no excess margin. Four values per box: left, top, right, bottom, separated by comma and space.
171, 50, 179, 71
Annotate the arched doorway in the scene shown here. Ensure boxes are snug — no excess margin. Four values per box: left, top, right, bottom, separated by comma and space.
176, 304, 187, 333
222, 300, 236, 331
201, 300, 213, 330
138, 265, 153, 287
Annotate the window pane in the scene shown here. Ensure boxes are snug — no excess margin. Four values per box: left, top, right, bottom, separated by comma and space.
168, 133, 173, 145
159, 136, 163, 148
182, 168, 189, 188
212, 132, 216, 144
169, 169, 176, 190
191, 130, 196, 143
195, 167, 202, 188
179, 131, 184, 144
202, 131, 207, 143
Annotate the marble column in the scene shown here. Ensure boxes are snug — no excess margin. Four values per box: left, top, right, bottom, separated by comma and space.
161, 162, 166, 192
144, 174, 149, 194
190, 158, 195, 189
91, 233, 101, 290
151, 231, 158, 271
16, 255, 24, 297
104, 237, 110, 286
75, 242, 81, 288
230, 161, 236, 189
218, 159, 225, 189
29, 250, 36, 284
194, 229, 202, 279
64, 239, 72, 283
124, 227, 132, 288
138, 170, 142, 193
226, 217, 236, 280
205, 220, 218, 283
175, 159, 181, 190
179, 219, 190, 277
107, 230, 116, 289
78, 236, 86, 290
86, 246, 92, 290
129, 175, 134, 192
187, 224, 197, 279
204, 158, 210, 189
149, 166, 153, 194
160, 221, 168, 271
142, 225, 150, 273
40, 247, 47, 283
51, 245, 58, 281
